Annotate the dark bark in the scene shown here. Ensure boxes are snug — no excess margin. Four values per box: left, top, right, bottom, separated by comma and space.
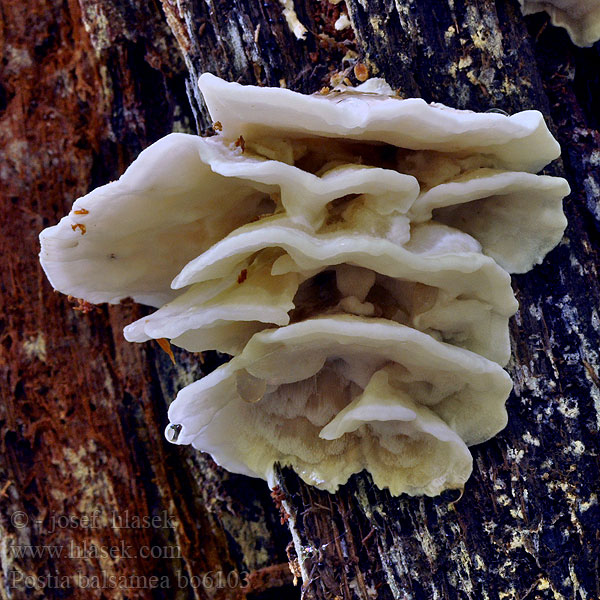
0, 2, 292, 599
1, 1, 598, 600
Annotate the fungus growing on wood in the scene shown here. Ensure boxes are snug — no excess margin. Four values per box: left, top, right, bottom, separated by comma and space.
166, 316, 512, 496
39, 75, 569, 496
519, 0, 600, 47
125, 217, 516, 363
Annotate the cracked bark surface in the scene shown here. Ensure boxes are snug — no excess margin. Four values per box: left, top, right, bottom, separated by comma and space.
0, 2, 292, 599
1, 1, 598, 599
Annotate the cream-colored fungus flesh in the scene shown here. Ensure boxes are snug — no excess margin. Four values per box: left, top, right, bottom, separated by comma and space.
199, 73, 561, 172
519, 0, 600, 47
167, 316, 512, 495
125, 254, 513, 363
39, 134, 278, 307
39, 74, 569, 496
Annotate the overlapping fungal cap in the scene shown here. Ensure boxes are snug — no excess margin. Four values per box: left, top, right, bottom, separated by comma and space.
126, 217, 516, 362
201, 136, 420, 228
200, 74, 568, 272
519, 0, 600, 47
200, 74, 561, 172
167, 316, 512, 496
38, 134, 279, 307
406, 168, 569, 273
39, 74, 569, 496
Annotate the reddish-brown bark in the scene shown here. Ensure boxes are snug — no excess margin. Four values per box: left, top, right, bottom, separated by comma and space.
0, 2, 291, 599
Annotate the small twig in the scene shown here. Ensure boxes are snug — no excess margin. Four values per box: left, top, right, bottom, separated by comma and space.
0, 480, 13, 498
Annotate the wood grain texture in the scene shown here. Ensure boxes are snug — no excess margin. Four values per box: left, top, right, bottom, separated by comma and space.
0, 1, 291, 599
1, 0, 598, 599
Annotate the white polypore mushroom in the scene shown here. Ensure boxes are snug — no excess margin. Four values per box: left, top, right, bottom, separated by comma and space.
199, 73, 561, 172
38, 128, 423, 304
125, 255, 513, 363
166, 316, 512, 495
519, 0, 600, 46
123, 250, 299, 354
171, 214, 517, 317
409, 170, 569, 273
319, 369, 472, 496
39, 134, 279, 306
125, 215, 516, 363
201, 74, 569, 272
201, 137, 420, 228
38, 73, 569, 497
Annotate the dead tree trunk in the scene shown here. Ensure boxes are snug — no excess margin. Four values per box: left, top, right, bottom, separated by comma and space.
1, 1, 598, 599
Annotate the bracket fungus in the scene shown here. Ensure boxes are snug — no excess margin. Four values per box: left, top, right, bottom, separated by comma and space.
518, 0, 600, 47
39, 75, 569, 497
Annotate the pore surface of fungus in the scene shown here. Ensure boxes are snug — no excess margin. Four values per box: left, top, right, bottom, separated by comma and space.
39, 75, 569, 496
167, 316, 511, 495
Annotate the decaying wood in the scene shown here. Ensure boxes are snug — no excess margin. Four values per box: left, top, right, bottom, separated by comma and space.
1, 0, 598, 599
0, 2, 292, 599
